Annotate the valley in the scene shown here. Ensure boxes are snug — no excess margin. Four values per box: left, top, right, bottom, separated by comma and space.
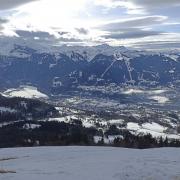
0, 44, 180, 147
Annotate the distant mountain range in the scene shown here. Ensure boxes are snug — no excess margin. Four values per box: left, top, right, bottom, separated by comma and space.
0, 41, 180, 95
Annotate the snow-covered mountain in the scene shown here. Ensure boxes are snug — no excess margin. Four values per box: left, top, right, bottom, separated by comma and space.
2, 85, 48, 99
0, 36, 135, 59
0, 41, 180, 93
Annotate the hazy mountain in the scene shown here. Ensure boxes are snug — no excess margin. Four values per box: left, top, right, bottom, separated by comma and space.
0, 42, 180, 93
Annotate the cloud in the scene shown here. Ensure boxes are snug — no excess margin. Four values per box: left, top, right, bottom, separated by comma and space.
0, 18, 7, 24
58, 32, 69, 36
0, 0, 38, 10
58, 37, 83, 43
103, 29, 162, 39
94, 0, 180, 15
14, 30, 83, 45
76, 28, 89, 35
0, 18, 8, 31
99, 16, 167, 32
107, 0, 180, 10
133, 40, 180, 50
15, 30, 55, 39
0, 0, 180, 50
128, 0, 180, 8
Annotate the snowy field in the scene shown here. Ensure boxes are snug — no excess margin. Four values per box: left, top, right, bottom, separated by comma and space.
2, 86, 48, 99
0, 147, 180, 180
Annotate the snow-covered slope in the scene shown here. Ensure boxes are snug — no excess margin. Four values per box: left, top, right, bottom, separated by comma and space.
2, 86, 48, 99
126, 122, 180, 139
0, 146, 180, 180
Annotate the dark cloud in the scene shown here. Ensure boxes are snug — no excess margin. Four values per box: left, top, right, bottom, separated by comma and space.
0, 18, 7, 23
0, 0, 38, 10
15, 30, 54, 39
75, 28, 89, 35
58, 37, 83, 43
0, 25, 3, 31
99, 16, 165, 40
15, 30, 82, 43
58, 32, 69, 36
112, 0, 180, 9
129, 0, 180, 8
100, 16, 166, 32
0, 18, 8, 30
132, 40, 180, 50
103, 29, 162, 39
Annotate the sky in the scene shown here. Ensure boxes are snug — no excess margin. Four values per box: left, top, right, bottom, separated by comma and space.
0, 0, 180, 50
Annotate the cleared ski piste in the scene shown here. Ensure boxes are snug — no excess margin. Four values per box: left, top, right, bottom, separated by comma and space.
0, 146, 180, 180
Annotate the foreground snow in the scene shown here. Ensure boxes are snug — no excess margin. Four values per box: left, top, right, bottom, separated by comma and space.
0, 146, 180, 180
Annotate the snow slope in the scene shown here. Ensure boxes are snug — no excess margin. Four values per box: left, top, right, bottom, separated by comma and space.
0, 146, 180, 180
2, 86, 48, 99
126, 122, 180, 139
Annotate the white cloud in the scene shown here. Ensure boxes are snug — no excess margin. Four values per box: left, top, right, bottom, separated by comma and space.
0, 0, 180, 50
6, 0, 92, 33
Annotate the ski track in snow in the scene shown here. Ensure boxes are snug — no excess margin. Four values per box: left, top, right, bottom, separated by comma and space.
0, 146, 180, 180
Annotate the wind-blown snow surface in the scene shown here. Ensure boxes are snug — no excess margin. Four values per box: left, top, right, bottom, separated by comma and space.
0, 147, 180, 180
